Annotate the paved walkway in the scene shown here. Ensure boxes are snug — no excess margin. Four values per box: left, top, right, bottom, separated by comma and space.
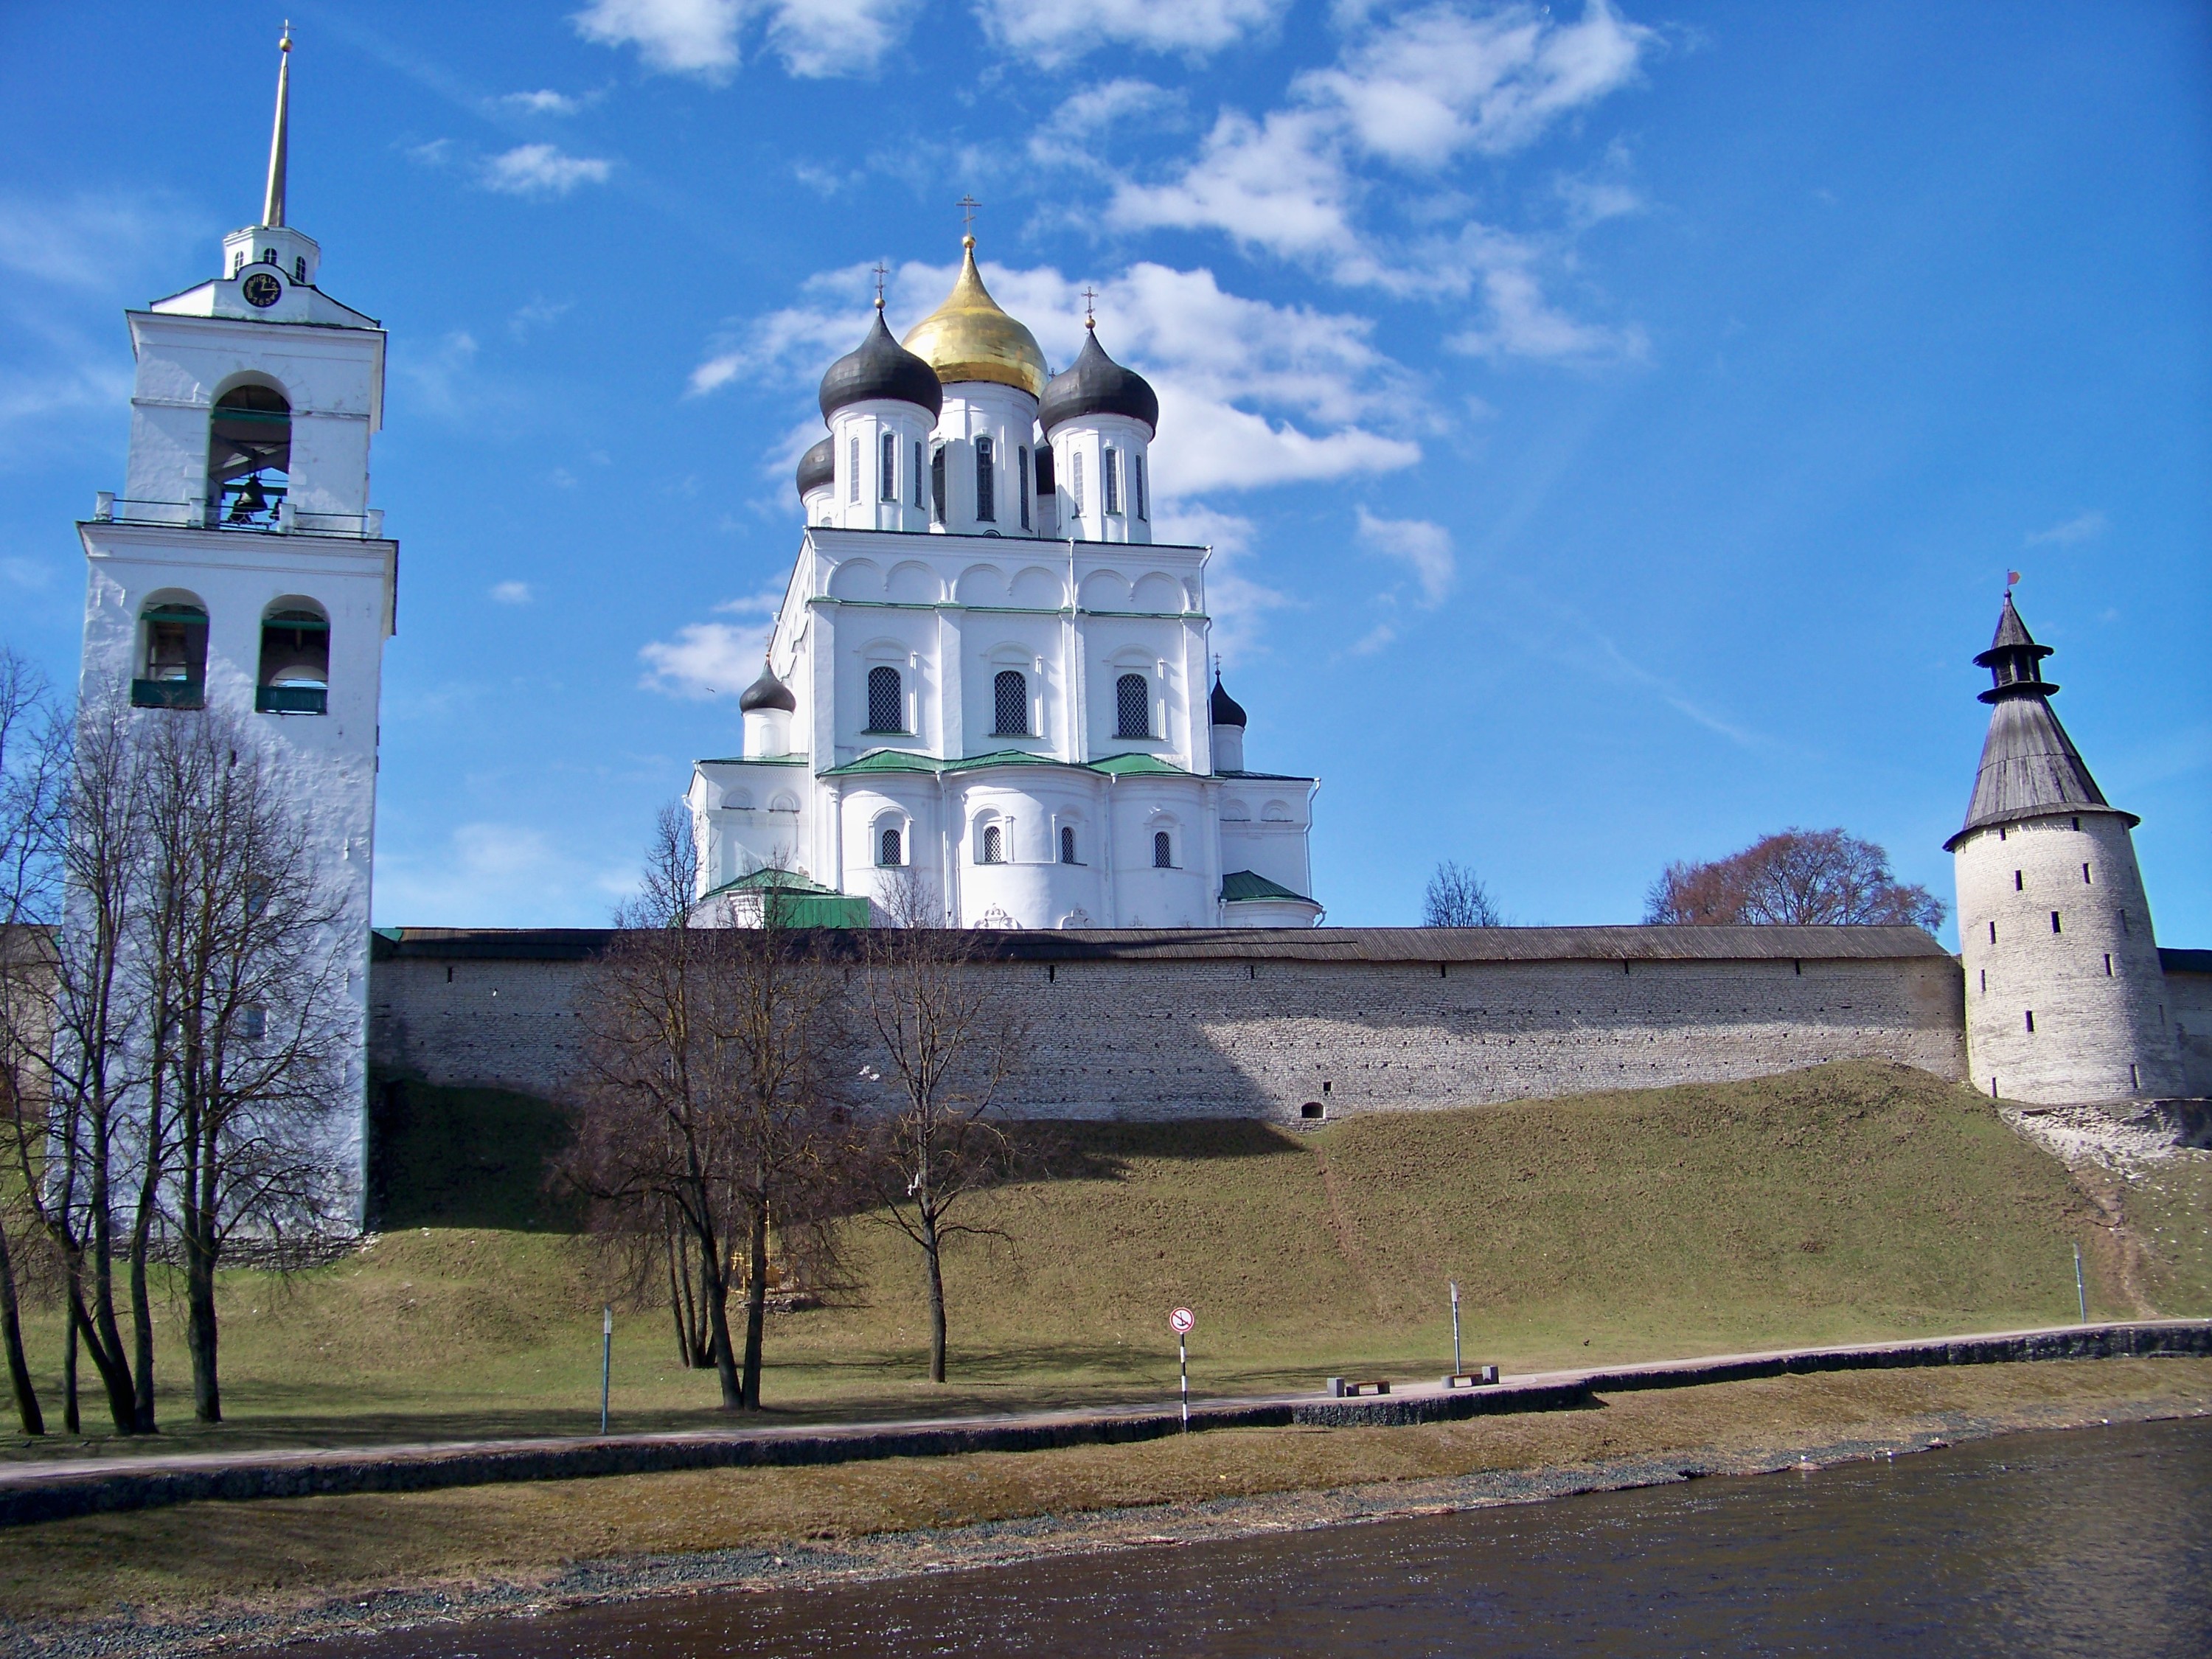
1, 1317, 2205, 1527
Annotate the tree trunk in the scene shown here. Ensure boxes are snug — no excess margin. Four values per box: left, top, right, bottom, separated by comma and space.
664, 1229, 692, 1368
922, 1208, 947, 1385
62, 1298, 79, 1435
740, 1204, 768, 1411
128, 1205, 159, 1434
700, 1242, 743, 1410
185, 1231, 220, 1424
0, 1225, 43, 1435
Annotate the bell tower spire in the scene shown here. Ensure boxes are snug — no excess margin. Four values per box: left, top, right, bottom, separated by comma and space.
262, 24, 293, 229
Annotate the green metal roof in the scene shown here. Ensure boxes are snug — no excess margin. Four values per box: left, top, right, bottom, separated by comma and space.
700, 867, 842, 899
1088, 753, 1189, 776
1215, 768, 1315, 783
1220, 869, 1313, 905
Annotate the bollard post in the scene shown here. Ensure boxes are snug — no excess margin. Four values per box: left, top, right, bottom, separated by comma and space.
2073, 1244, 2087, 1326
1450, 1280, 1461, 1375
601, 1305, 613, 1434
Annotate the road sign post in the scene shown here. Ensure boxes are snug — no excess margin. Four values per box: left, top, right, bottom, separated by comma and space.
600, 1305, 613, 1435
1170, 1307, 1195, 1428
1450, 1280, 1461, 1375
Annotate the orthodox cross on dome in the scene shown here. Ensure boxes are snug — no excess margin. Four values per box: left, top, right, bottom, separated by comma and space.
870, 261, 889, 310
1081, 285, 1098, 330
957, 194, 981, 240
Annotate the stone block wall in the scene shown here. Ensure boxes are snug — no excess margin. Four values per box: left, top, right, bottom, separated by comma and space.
369, 930, 1967, 1121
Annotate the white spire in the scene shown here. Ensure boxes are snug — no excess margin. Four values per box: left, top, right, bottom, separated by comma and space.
262, 24, 293, 229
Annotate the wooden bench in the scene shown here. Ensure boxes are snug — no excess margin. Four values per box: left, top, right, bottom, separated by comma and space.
1326, 1377, 1391, 1397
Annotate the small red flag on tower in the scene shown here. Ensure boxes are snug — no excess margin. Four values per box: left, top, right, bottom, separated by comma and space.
2006, 570, 2021, 589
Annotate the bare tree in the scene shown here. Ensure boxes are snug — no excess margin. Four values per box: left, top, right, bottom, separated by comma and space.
140, 708, 352, 1423
1422, 860, 1503, 928
858, 869, 1024, 1384
1645, 828, 1945, 930
0, 645, 66, 1433
566, 811, 852, 1410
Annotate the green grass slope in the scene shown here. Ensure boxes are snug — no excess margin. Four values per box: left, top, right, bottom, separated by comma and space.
7, 1061, 2204, 1454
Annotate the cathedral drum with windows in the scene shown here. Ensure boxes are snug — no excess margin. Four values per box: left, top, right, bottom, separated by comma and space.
689, 239, 1321, 929
1947, 596, 2186, 1105
74, 31, 396, 1216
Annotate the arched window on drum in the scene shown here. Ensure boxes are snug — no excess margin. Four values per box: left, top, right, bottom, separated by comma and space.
866, 665, 904, 733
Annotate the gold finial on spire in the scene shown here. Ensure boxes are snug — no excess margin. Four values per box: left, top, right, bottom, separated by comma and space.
262, 22, 293, 229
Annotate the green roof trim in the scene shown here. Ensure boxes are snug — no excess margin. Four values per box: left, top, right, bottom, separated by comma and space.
1220, 869, 1314, 905
1088, 753, 1189, 776
821, 748, 944, 777
702, 868, 841, 897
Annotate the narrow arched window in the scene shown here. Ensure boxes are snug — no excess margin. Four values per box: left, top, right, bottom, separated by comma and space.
878, 826, 902, 867
1133, 454, 1147, 521
849, 436, 860, 503
981, 824, 1004, 864
993, 669, 1028, 737
930, 445, 946, 523
914, 439, 926, 508
1152, 830, 1172, 869
880, 431, 898, 502
133, 601, 209, 709
975, 436, 995, 522
1115, 672, 1149, 739
208, 385, 290, 529
866, 665, 902, 732
1060, 825, 1077, 865
1070, 449, 1085, 516
1018, 446, 1032, 530
1103, 447, 1121, 515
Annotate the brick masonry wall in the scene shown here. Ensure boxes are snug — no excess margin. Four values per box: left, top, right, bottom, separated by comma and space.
370, 950, 1966, 1121
2167, 969, 2212, 1099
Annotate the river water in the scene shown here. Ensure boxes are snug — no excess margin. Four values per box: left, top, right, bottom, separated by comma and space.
330, 1416, 2211, 1658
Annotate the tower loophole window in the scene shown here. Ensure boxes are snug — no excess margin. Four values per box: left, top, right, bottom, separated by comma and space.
980, 824, 1004, 865
1153, 830, 1172, 869
866, 665, 903, 734
878, 827, 902, 867
1060, 825, 1077, 864
993, 669, 1029, 737
133, 602, 209, 709
207, 386, 290, 529
257, 605, 330, 715
1115, 672, 1150, 739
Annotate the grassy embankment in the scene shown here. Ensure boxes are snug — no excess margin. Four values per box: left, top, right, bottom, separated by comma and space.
5, 1060, 2208, 1456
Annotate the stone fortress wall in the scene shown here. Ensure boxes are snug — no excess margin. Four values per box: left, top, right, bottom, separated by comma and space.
369, 925, 1970, 1120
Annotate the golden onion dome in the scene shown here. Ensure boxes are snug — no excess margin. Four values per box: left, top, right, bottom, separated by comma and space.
900, 237, 1048, 399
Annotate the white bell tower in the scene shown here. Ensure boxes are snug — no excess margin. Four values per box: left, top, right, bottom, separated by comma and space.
74, 28, 396, 1222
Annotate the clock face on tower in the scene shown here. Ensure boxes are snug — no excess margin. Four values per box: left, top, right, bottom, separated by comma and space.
241, 271, 282, 308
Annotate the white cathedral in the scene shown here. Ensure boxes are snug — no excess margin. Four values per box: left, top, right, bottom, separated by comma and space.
684, 247, 1324, 930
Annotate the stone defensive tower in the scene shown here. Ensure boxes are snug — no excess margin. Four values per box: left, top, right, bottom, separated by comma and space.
1947, 597, 2183, 1105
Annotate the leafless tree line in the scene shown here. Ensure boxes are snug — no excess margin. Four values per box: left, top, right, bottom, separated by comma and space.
0, 648, 355, 1436
1645, 827, 1945, 930
560, 810, 1026, 1406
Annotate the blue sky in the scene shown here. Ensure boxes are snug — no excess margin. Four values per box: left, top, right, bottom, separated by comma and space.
2, 1, 2205, 942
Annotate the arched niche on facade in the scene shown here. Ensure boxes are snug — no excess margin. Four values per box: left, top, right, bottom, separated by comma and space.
827, 559, 883, 600
1132, 572, 1183, 613
1078, 569, 1132, 611
1009, 566, 1065, 610
954, 564, 1009, 607
886, 560, 941, 603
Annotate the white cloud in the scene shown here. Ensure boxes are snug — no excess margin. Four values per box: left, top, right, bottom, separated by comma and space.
509, 296, 574, 338
502, 89, 584, 114
640, 617, 769, 699
1100, 2, 1653, 354
574, 0, 916, 80
2025, 510, 2108, 546
1028, 80, 1181, 171
1, 557, 55, 591
0, 192, 201, 287
490, 580, 535, 605
1357, 506, 1455, 604
481, 144, 613, 196
395, 330, 480, 420
976, 0, 1288, 68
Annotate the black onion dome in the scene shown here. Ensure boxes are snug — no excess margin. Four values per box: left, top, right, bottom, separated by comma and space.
795, 436, 835, 499
818, 307, 943, 422
739, 660, 796, 714
1208, 672, 1248, 728
1039, 325, 1159, 437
